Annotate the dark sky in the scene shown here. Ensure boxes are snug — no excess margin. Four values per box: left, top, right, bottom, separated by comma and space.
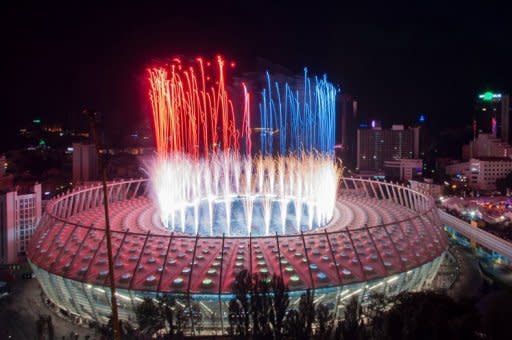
1, 2, 511, 147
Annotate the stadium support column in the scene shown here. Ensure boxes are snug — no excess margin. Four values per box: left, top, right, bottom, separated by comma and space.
384, 182, 392, 201
218, 234, 226, 334
300, 231, 315, 292
129, 232, 150, 289
249, 233, 253, 276
275, 232, 284, 279
377, 180, 386, 199
411, 190, 419, 211
157, 233, 174, 292
346, 229, 367, 281
365, 225, 388, 276
324, 229, 343, 319
369, 181, 379, 198
131, 180, 142, 200
104, 231, 129, 287
405, 188, 413, 210
383, 225, 406, 272
324, 230, 342, 285
187, 233, 200, 335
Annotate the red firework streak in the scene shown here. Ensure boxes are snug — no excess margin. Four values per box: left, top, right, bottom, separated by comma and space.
148, 56, 252, 158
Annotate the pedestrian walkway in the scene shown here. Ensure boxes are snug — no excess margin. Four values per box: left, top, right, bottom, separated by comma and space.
0, 278, 95, 339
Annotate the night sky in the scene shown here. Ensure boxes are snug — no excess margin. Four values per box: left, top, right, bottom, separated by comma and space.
1, 2, 511, 149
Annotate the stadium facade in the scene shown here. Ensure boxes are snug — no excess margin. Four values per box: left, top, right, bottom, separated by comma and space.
28, 177, 447, 328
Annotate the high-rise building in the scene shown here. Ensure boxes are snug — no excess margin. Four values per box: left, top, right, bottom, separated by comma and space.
474, 92, 510, 143
356, 125, 420, 172
0, 183, 42, 264
339, 94, 358, 168
72, 143, 98, 185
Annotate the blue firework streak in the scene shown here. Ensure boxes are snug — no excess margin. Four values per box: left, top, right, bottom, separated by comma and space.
260, 68, 337, 156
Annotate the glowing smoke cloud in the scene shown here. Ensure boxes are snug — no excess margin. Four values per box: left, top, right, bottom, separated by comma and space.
147, 56, 340, 236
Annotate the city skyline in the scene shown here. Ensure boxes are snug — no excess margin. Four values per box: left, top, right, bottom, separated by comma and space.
1, 2, 512, 148
2, 3, 512, 338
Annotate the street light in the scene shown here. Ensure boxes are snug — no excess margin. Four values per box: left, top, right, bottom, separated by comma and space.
83, 109, 121, 340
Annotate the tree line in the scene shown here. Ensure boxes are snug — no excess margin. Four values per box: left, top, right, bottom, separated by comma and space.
75, 268, 510, 339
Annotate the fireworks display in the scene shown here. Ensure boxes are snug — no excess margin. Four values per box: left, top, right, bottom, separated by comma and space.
147, 56, 340, 236
260, 69, 337, 155
148, 56, 252, 158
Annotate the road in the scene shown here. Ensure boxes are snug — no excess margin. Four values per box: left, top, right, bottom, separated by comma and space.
0, 278, 96, 339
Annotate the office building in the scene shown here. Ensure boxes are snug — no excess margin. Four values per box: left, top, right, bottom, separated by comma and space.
474, 92, 510, 143
0, 183, 42, 264
72, 143, 98, 185
339, 94, 358, 168
0, 155, 6, 177
462, 133, 512, 160
409, 178, 444, 198
445, 157, 512, 191
356, 125, 420, 172
383, 159, 423, 181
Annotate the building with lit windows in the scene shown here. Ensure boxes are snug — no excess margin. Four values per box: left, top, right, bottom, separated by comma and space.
339, 94, 359, 169
445, 157, 512, 191
356, 125, 420, 172
72, 143, 98, 185
474, 92, 510, 143
383, 159, 423, 181
0, 183, 42, 264
409, 179, 443, 199
462, 133, 512, 160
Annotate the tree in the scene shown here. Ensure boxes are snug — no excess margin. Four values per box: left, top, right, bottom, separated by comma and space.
231, 269, 253, 336
228, 298, 244, 336
250, 274, 272, 338
335, 297, 365, 340
316, 303, 333, 338
134, 297, 163, 335
299, 289, 315, 338
283, 289, 315, 340
269, 274, 289, 339
283, 309, 303, 340
471, 290, 512, 340
373, 291, 479, 340
361, 293, 390, 340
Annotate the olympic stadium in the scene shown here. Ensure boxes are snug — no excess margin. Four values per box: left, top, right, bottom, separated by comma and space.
27, 56, 447, 329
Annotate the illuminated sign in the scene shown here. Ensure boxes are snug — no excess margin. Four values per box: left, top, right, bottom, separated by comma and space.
478, 91, 502, 101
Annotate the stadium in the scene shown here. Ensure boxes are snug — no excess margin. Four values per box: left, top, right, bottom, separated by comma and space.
27, 56, 447, 329
28, 177, 447, 327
